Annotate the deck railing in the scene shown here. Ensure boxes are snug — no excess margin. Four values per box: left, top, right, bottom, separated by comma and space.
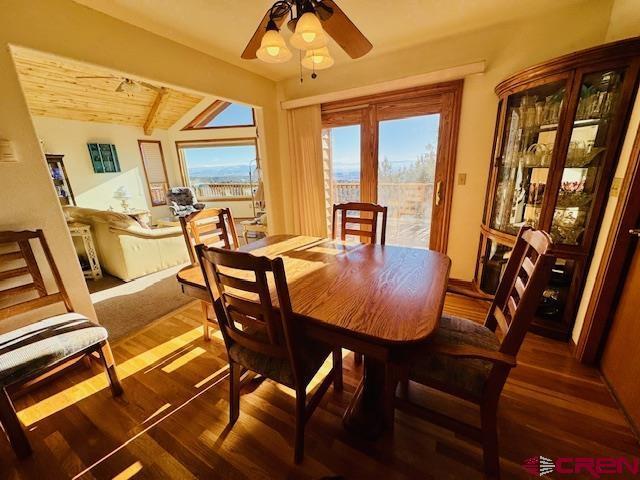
190, 181, 434, 216
332, 181, 434, 217
192, 182, 254, 200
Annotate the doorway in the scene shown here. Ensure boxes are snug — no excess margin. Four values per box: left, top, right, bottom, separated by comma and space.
321, 81, 462, 252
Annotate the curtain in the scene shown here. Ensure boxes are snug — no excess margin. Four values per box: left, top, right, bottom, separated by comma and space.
286, 104, 327, 236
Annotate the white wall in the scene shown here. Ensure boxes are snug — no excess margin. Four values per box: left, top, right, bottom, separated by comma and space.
33, 116, 174, 218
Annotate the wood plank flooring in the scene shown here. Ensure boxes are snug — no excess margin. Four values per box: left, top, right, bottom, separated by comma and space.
1, 295, 638, 479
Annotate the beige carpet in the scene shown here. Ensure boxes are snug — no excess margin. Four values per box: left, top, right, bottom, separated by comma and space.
89, 264, 193, 341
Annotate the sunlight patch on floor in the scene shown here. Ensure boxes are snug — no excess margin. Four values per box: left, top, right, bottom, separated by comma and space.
111, 461, 143, 480
161, 346, 206, 373
18, 326, 203, 426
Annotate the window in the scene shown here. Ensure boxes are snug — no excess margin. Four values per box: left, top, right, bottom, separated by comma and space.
138, 140, 169, 206
182, 100, 255, 130
177, 139, 259, 201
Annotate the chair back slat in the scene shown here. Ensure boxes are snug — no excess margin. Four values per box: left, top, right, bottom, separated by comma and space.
332, 202, 388, 245
0, 230, 72, 320
197, 245, 306, 385
484, 226, 555, 357
180, 207, 239, 264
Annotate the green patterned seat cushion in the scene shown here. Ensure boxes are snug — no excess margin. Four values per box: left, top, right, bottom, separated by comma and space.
0, 313, 108, 387
228, 335, 332, 388
408, 314, 500, 399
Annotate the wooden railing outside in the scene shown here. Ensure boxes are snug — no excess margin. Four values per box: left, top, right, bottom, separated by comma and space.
332, 182, 434, 217
192, 182, 253, 200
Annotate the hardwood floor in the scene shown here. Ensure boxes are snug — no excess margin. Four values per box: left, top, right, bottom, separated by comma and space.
1, 295, 638, 479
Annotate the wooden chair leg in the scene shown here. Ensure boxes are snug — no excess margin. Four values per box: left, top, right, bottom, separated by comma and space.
201, 301, 211, 341
354, 352, 363, 365
98, 341, 123, 397
294, 388, 306, 464
480, 403, 500, 479
229, 361, 240, 425
0, 388, 31, 458
332, 348, 343, 392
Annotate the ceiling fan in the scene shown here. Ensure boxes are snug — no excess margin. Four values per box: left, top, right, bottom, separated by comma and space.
242, 0, 372, 76
76, 75, 161, 95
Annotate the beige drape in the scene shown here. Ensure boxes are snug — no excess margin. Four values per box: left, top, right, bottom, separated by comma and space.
285, 104, 327, 236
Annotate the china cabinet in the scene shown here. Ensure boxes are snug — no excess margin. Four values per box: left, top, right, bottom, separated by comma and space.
474, 38, 640, 339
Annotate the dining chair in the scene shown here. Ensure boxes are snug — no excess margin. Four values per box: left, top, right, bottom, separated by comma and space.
197, 244, 343, 463
332, 201, 388, 365
395, 226, 555, 479
0, 230, 123, 458
332, 202, 388, 245
179, 207, 239, 340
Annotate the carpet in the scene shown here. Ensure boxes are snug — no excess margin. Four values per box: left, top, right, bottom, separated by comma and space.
89, 264, 193, 341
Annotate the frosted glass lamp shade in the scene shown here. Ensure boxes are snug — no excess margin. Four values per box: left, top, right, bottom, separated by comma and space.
257, 29, 292, 63
301, 47, 335, 70
290, 12, 327, 50
113, 186, 132, 199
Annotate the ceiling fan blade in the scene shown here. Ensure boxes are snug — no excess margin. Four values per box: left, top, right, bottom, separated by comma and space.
241, 8, 288, 60
318, 0, 372, 59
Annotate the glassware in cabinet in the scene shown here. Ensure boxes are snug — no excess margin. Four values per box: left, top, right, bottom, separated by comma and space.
490, 80, 567, 235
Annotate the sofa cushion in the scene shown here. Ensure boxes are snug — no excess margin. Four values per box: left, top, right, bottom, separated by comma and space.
0, 313, 108, 387
408, 314, 500, 399
228, 335, 332, 388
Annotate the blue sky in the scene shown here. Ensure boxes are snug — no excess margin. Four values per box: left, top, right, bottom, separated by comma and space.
184, 144, 257, 169
206, 103, 254, 127
185, 109, 440, 174
331, 114, 440, 171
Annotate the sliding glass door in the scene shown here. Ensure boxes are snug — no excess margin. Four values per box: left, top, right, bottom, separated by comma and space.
321, 82, 462, 252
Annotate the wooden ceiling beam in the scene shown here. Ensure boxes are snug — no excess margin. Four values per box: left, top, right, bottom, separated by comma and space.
144, 87, 169, 135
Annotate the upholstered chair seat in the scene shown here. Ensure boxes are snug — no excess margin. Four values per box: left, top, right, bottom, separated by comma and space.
0, 313, 107, 388
228, 334, 332, 388
408, 315, 500, 399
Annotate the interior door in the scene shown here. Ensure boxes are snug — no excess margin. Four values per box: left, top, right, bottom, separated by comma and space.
601, 226, 640, 430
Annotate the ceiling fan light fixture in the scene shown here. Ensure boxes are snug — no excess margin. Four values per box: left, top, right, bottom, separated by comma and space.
257, 26, 292, 63
301, 47, 334, 71
290, 12, 327, 50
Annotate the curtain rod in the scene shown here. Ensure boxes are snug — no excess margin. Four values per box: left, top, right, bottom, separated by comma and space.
280, 61, 485, 110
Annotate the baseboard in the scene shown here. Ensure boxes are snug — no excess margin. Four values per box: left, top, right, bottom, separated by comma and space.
448, 278, 494, 301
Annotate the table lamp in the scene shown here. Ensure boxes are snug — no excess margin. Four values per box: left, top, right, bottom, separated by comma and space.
113, 186, 132, 212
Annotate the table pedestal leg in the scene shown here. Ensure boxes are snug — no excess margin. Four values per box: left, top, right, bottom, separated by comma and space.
343, 355, 396, 439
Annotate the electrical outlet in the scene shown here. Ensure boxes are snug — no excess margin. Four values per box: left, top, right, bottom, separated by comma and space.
0, 139, 17, 163
458, 173, 467, 185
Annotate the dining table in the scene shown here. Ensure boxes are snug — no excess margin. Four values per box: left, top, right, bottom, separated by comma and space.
176, 234, 451, 438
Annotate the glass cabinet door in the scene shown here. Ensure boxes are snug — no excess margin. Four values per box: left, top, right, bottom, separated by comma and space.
550, 69, 626, 245
490, 80, 567, 235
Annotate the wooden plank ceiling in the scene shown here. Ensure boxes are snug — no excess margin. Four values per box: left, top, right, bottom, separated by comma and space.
12, 49, 203, 131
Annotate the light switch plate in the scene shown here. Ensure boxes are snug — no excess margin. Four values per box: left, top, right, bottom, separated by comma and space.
610, 177, 623, 197
458, 173, 467, 185
0, 139, 17, 163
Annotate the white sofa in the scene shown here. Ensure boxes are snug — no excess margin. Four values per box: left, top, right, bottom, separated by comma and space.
64, 206, 190, 282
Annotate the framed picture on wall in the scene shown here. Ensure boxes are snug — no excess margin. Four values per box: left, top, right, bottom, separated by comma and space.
88, 143, 120, 173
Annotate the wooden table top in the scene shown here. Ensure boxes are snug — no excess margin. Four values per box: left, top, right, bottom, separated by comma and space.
177, 235, 451, 345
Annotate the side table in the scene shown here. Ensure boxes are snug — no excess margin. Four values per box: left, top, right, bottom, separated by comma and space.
68, 222, 102, 280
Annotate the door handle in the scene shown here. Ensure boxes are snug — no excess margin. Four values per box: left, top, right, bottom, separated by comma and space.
435, 181, 443, 206
630, 229, 640, 237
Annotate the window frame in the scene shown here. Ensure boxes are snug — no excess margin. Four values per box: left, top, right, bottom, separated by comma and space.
181, 100, 256, 131
176, 137, 259, 202
137, 139, 170, 207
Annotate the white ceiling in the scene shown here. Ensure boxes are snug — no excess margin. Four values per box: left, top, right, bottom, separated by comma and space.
73, 0, 592, 81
